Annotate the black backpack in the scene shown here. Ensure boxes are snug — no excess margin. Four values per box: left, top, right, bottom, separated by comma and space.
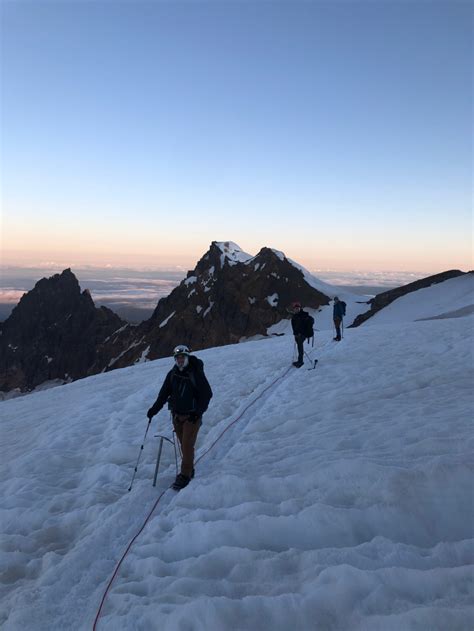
302, 312, 315, 340
185, 355, 205, 389
340, 301, 347, 316
171, 355, 204, 390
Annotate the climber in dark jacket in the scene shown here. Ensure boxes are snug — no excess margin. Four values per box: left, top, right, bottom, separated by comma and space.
291, 302, 313, 368
333, 296, 346, 341
147, 345, 212, 489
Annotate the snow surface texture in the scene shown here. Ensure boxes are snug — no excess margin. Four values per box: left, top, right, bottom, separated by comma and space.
1, 283, 473, 630
364, 274, 474, 326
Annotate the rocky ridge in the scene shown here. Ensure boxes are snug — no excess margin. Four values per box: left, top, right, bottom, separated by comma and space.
0, 269, 124, 393
97, 241, 331, 370
349, 270, 468, 327
0, 243, 332, 393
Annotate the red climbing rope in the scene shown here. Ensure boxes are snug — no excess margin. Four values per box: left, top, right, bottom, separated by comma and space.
196, 366, 292, 463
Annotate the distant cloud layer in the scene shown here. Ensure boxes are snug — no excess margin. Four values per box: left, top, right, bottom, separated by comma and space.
0, 265, 429, 321
0, 266, 184, 320
315, 270, 425, 287
87, 279, 180, 309
0, 289, 26, 303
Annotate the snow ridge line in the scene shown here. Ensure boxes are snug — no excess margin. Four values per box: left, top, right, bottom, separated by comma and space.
92, 363, 295, 630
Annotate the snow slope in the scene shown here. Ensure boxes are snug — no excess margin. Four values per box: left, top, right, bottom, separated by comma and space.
364, 274, 474, 326
1, 302, 473, 629
287, 256, 345, 298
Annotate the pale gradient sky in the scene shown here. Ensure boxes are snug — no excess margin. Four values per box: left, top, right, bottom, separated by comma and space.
1, 1, 472, 273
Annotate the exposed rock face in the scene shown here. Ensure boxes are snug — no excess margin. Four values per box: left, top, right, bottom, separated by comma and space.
0, 244, 332, 392
148, 242, 329, 352
349, 270, 467, 328
104, 241, 331, 369
10, 243, 465, 394
0, 269, 124, 392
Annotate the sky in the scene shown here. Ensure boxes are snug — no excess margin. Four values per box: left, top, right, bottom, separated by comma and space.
1, 0, 472, 273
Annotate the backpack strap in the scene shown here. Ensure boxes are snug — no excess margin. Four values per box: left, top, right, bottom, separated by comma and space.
188, 370, 197, 389
171, 368, 197, 390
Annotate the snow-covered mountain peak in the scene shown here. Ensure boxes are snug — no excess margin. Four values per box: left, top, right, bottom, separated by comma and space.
212, 241, 253, 267
269, 248, 285, 261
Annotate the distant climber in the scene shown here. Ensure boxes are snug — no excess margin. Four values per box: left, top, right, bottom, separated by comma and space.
333, 296, 346, 341
290, 302, 314, 368
147, 345, 212, 490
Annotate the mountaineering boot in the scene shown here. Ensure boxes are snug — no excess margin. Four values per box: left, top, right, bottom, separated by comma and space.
333, 336, 341, 341
292, 361, 304, 368
172, 473, 191, 491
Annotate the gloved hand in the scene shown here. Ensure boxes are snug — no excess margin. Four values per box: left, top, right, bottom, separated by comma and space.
147, 408, 155, 420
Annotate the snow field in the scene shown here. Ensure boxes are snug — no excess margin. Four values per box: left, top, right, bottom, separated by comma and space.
1, 310, 473, 630
365, 274, 474, 325
0, 338, 305, 629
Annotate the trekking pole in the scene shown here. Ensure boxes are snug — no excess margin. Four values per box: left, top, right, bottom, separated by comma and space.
303, 349, 318, 370
170, 413, 181, 472
128, 417, 152, 491
342, 319, 344, 339
172, 431, 179, 475
175, 429, 183, 460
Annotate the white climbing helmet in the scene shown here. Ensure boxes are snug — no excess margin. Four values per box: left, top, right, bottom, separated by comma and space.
173, 344, 190, 369
173, 344, 191, 357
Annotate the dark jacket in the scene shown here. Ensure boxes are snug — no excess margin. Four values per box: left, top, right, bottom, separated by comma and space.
149, 356, 213, 417
333, 301, 346, 320
291, 310, 313, 337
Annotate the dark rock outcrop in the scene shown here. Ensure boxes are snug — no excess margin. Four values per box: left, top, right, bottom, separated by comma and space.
102, 241, 331, 369
0, 244, 332, 393
1, 244, 468, 395
349, 270, 467, 328
0, 269, 124, 392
